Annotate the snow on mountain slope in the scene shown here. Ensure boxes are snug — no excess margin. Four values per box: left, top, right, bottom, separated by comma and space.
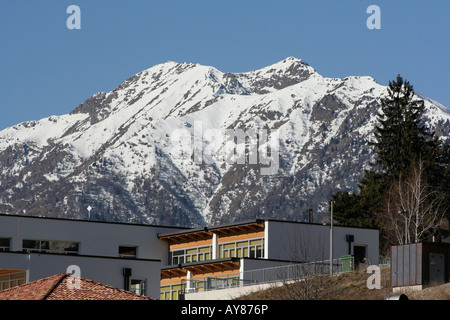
0, 57, 449, 226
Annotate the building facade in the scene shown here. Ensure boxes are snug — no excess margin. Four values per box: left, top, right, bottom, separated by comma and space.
158, 219, 379, 300
391, 242, 450, 292
0, 214, 185, 299
0, 214, 379, 300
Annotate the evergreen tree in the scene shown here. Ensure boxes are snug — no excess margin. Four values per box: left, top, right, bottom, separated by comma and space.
438, 143, 450, 236
369, 75, 438, 179
330, 75, 448, 250
330, 190, 361, 225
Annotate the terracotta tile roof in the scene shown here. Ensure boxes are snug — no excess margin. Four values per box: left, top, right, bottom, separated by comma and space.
0, 273, 155, 300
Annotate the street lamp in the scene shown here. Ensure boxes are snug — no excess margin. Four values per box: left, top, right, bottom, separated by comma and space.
87, 205, 92, 220
330, 200, 334, 275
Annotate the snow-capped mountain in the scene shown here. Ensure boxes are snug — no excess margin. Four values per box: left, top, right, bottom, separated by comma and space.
1, 57, 449, 226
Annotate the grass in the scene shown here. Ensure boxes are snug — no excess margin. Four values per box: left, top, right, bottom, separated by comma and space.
237, 266, 450, 300
408, 282, 450, 300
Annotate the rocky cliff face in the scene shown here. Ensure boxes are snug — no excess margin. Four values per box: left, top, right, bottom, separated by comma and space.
1, 57, 449, 227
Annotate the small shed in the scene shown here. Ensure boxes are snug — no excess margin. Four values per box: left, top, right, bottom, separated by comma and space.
391, 242, 450, 290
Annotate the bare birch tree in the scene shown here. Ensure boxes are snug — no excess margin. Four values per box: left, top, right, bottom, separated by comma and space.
382, 160, 446, 245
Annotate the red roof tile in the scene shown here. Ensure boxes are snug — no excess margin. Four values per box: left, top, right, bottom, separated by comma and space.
0, 273, 154, 300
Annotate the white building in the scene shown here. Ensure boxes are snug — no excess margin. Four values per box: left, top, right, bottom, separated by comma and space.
0, 214, 185, 299
158, 219, 379, 299
0, 214, 379, 300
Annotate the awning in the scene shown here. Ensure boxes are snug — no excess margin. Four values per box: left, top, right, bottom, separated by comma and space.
161, 258, 240, 279
158, 219, 265, 244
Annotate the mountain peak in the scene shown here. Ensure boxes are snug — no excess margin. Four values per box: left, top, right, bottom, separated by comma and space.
1, 58, 449, 227
255, 56, 312, 73
233, 56, 316, 94
282, 56, 309, 65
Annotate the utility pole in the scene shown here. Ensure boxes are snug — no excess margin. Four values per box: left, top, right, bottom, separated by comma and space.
307, 208, 313, 223
330, 200, 334, 275
405, 214, 407, 245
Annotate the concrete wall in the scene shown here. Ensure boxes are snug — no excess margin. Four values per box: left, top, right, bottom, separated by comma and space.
0, 251, 162, 298
28, 254, 161, 297
0, 214, 183, 262
266, 220, 379, 265
0, 214, 185, 298
185, 281, 279, 300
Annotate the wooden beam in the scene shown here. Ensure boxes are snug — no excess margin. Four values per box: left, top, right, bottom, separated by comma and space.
161, 268, 187, 279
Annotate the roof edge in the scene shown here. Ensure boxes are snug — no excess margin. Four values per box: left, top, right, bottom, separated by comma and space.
42, 273, 68, 300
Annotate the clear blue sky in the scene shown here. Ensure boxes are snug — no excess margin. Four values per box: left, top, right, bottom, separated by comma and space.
1, 0, 449, 130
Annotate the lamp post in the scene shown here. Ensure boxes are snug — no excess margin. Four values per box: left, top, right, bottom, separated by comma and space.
330, 200, 334, 275
87, 205, 92, 220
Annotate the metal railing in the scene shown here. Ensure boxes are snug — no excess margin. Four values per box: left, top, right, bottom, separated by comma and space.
182, 256, 354, 294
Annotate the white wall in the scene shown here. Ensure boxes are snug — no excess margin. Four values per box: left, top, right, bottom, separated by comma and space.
266, 220, 379, 265
0, 251, 162, 298
241, 258, 295, 284
185, 281, 278, 300
0, 214, 185, 298
0, 214, 183, 262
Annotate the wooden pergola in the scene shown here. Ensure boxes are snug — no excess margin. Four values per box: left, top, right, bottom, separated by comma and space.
157, 219, 265, 245
160, 258, 240, 280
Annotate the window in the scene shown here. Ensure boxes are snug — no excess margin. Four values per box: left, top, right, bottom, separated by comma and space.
0, 238, 10, 252
160, 283, 184, 300
0, 271, 26, 290
22, 239, 79, 254
130, 279, 146, 296
119, 246, 137, 258
58, 241, 79, 254
169, 246, 212, 265
169, 250, 185, 265
198, 246, 211, 261
22, 239, 46, 252
219, 238, 264, 259
160, 285, 171, 300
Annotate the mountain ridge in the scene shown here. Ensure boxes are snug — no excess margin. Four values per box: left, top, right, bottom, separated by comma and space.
1, 57, 449, 227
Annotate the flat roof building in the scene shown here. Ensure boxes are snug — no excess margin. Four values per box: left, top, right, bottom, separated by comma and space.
0, 214, 379, 300
0, 213, 185, 299
158, 219, 379, 300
